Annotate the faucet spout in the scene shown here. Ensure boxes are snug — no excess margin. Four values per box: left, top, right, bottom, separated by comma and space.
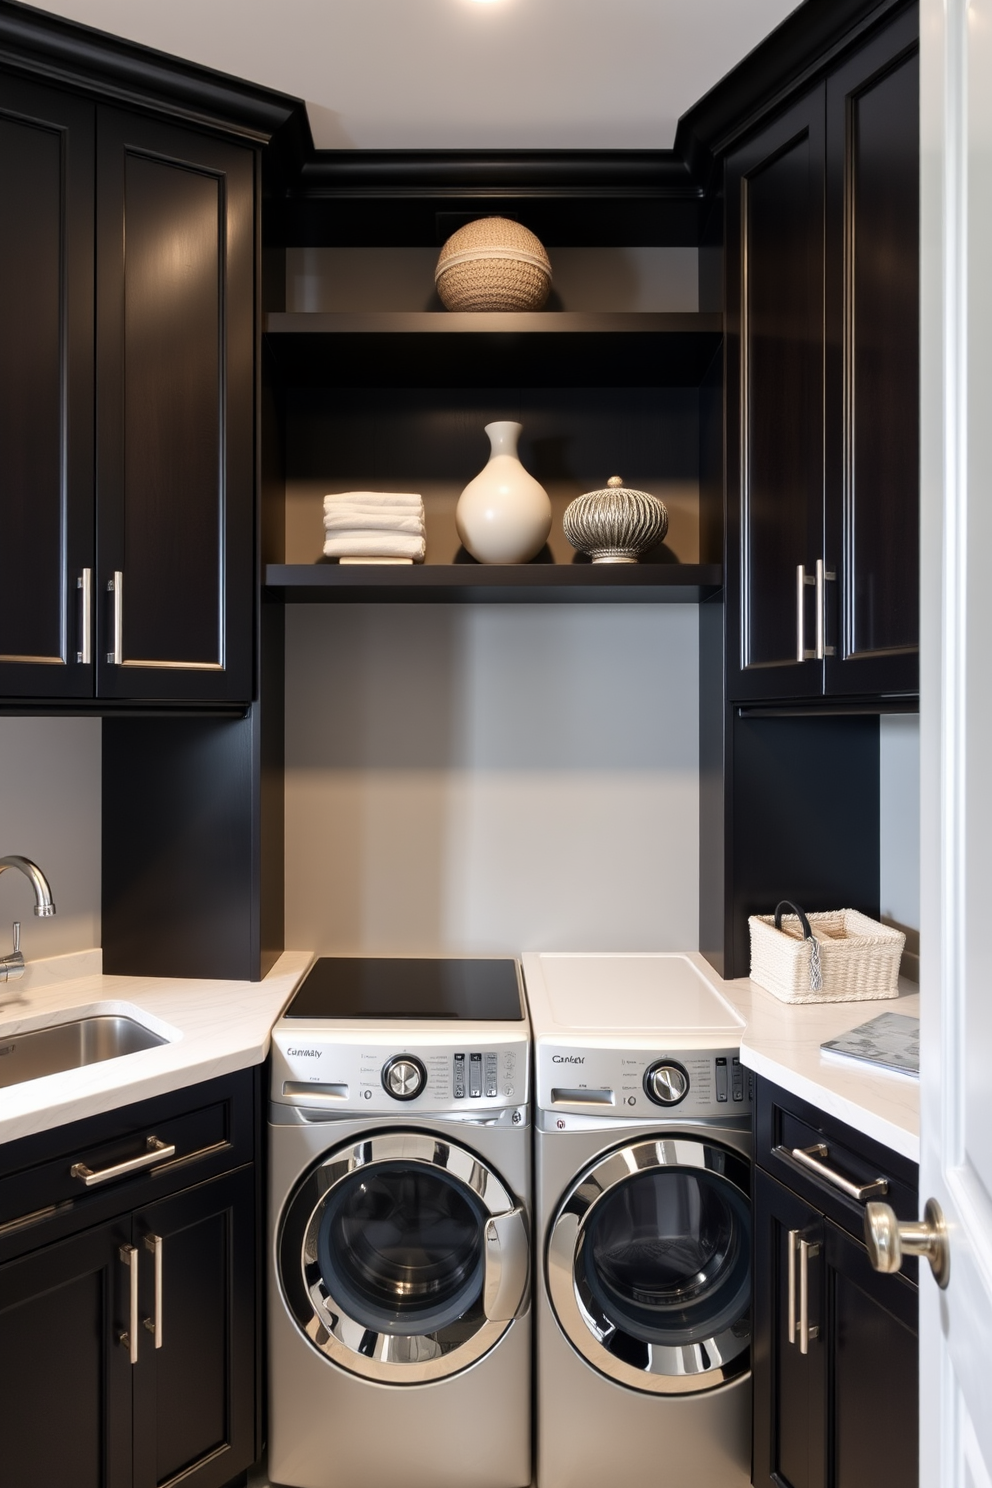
0, 856, 56, 916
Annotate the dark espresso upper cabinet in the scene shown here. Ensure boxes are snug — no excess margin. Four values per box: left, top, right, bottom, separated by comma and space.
0, 78, 255, 707
95, 111, 254, 704
725, 87, 826, 703
824, 15, 919, 698
0, 76, 95, 699
725, 5, 919, 704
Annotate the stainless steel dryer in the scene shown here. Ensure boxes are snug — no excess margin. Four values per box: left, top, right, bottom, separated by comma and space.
522, 951, 753, 1488
267, 957, 531, 1488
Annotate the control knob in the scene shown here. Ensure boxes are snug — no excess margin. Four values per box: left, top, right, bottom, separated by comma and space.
381, 1055, 426, 1101
644, 1060, 689, 1107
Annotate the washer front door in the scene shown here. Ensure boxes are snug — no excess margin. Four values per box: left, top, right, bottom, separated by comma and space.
547, 1134, 750, 1394
279, 1130, 529, 1383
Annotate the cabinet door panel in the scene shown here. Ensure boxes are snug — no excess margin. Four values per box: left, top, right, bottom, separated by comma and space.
132, 1166, 256, 1488
824, 1218, 918, 1488
0, 77, 94, 698
753, 1168, 826, 1488
726, 88, 826, 701
0, 1218, 131, 1488
825, 10, 919, 697
96, 109, 254, 703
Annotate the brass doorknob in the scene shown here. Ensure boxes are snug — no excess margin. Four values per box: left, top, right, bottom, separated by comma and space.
864, 1198, 950, 1289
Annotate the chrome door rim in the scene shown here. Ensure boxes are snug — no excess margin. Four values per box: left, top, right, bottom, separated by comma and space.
279, 1130, 527, 1383
546, 1135, 751, 1395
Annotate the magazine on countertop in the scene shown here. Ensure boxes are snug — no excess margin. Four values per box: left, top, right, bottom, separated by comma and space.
820, 1011, 920, 1076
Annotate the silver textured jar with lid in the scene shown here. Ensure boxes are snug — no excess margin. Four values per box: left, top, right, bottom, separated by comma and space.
562, 476, 669, 563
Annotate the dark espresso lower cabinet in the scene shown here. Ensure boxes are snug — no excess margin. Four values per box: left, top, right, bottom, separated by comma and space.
753, 1079, 919, 1488
0, 1071, 259, 1488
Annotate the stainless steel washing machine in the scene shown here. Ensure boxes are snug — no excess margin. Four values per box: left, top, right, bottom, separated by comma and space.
267, 957, 531, 1488
522, 951, 753, 1488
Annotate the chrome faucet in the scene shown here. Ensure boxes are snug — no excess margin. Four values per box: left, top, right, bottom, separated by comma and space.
0, 856, 56, 982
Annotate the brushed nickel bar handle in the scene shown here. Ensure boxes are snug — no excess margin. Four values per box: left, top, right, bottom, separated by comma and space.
143, 1234, 163, 1348
107, 570, 123, 665
781, 1142, 889, 1202
787, 1228, 798, 1345
814, 560, 837, 660
796, 565, 816, 661
120, 1244, 139, 1363
799, 1237, 820, 1354
71, 1136, 175, 1188
76, 568, 92, 665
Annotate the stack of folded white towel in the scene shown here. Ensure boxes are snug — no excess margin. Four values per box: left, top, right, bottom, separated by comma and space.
322, 491, 426, 563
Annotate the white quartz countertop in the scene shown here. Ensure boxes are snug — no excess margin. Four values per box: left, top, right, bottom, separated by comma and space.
0, 947, 920, 1163
0, 948, 313, 1145
726, 976, 920, 1163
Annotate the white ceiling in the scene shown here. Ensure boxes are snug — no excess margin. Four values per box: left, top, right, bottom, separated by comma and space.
37, 0, 804, 150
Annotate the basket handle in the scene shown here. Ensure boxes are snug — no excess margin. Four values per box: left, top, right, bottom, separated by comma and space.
774, 900, 813, 938
773, 901, 823, 991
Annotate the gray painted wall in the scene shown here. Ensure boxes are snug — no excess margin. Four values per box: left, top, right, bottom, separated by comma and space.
284, 603, 699, 955
880, 713, 921, 931
0, 717, 101, 960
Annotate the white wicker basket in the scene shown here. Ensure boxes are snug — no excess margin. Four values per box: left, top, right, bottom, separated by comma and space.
748, 902, 905, 1005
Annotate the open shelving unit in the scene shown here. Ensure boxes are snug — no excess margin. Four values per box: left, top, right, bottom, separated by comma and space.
262, 306, 723, 601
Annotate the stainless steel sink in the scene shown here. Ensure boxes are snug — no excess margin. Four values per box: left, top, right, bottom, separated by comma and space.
0, 1015, 167, 1089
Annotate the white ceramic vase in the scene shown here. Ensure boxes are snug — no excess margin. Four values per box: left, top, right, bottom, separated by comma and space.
455, 421, 552, 564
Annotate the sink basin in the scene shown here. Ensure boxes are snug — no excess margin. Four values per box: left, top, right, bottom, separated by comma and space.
0, 1015, 168, 1089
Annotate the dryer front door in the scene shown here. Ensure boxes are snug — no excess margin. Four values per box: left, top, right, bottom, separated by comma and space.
547, 1134, 750, 1394
279, 1130, 529, 1383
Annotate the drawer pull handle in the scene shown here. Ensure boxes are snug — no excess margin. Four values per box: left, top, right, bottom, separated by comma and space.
119, 1244, 139, 1364
787, 1228, 798, 1344
71, 1136, 175, 1188
143, 1233, 163, 1347
780, 1142, 889, 1202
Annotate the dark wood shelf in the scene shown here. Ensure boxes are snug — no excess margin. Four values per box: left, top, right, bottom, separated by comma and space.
265, 562, 722, 604
263, 311, 722, 387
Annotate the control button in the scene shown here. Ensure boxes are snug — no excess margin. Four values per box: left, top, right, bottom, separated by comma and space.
643, 1061, 689, 1107
469, 1052, 483, 1099
381, 1055, 427, 1101
715, 1057, 729, 1102
453, 1053, 466, 1099
732, 1056, 744, 1102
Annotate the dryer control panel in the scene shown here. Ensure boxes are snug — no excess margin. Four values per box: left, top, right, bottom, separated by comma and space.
536, 1043, 751, 1120
270, 1026, 528, 1114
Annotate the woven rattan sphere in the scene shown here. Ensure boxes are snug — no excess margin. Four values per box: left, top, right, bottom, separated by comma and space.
563, 475, 669, 563
435, 217, 552, 312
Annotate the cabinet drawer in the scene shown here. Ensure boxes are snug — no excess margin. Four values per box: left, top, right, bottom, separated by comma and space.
0, 1068, 257, 1261
756, 1077, 918, 1248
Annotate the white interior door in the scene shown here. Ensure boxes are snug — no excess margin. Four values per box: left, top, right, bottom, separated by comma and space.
920, 0, 992, 1482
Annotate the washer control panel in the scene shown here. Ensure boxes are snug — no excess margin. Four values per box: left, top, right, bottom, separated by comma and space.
536, 1043, 751, 1120
271, 1027, 527, 1113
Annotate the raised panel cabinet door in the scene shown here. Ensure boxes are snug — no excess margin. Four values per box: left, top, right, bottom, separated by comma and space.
0, 1217, 132, 1488
821, 1218, 918, 1488
824, 7, 920, 699
753, 1169, 826, 1488
0, 76, 95, 699
131, 1166, 256, 1488
725, 87, 826, 703
95, 109, 254, 704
